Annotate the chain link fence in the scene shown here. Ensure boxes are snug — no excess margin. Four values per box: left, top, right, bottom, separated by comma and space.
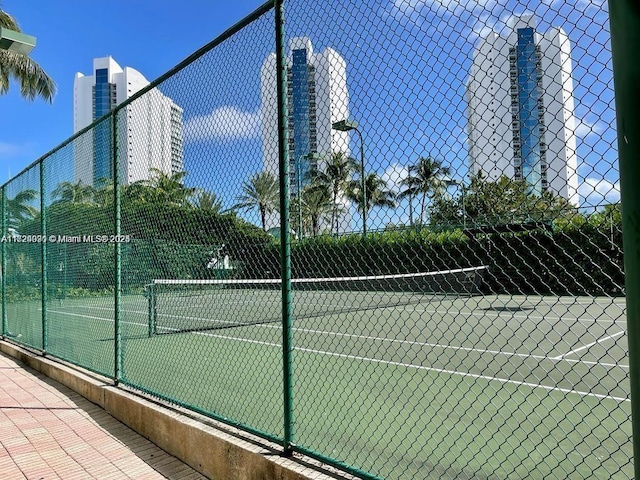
1, 1, 634, 478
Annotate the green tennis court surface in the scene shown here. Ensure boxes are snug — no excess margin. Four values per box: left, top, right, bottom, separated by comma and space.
4, 292, 631, 479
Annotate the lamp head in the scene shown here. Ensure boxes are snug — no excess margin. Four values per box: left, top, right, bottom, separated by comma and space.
332, 119, 359, 132
0, 27, 36, 55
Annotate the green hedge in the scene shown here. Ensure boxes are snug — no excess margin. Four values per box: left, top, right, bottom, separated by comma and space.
8, 201, 623, 297
243, 223, 623, 296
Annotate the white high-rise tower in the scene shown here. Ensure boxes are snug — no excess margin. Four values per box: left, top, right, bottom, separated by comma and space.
261, 38, 352, 233
466, 16, 579, 206
73, 56, 183, 186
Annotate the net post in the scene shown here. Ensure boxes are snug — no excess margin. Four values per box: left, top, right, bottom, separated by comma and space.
1, 186, 6, 338
112, 112, 122, 384
609, 1, 640, 477
147, 283, 156, 337
40, 160, 47, 354
275, 0, 295, 456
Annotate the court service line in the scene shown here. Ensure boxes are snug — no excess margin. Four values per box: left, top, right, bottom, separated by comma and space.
552, 331, 626, 360
289, 326, 629, 370
293, 346, 630, 403
501, 296, 626, 306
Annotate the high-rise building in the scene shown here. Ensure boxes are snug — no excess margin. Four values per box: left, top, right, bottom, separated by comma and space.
261, 37, 352, 232
466, 16, 579, 206
73, 56, 183, 186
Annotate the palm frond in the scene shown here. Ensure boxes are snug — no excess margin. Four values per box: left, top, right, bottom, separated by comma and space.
0, 7, 56, 103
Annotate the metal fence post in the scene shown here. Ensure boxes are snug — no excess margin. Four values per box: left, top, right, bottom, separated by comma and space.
40, 161, 47, 353
608, 1, 640, 478
1, 186, 5, 338
112, 112, 122, 384
275, 0, 294, 455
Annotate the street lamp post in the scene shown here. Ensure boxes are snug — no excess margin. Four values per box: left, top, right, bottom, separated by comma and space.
332, 119, 367, 236
0, 27, 36, 54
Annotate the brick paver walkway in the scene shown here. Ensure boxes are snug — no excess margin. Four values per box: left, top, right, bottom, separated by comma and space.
0, 351, 208, 479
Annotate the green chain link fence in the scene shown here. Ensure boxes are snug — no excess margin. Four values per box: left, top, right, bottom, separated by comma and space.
1, 1, 638, 478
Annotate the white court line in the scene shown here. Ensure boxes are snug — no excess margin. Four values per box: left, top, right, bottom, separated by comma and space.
54, 305, 148, 316
47, 308, 281, 348
192, 331, 281, 348
412, 306, 627, 325
289, 325, 629, 370
46, 309, 147, 328
293, 346, 630, 403
44, 308, 629, 403
57, 304, 630, 369
552, 332, 626, 360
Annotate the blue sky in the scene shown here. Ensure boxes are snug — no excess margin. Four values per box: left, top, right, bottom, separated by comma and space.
0, 0, 268, 184
1, 0, 619, 229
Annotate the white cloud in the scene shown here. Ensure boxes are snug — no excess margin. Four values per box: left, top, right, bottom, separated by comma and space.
183, 106, 260, 142
579, 177, 620, 206
393, 0, 423, 12
472, 22, 495, 39
574, 118, 603, 137
542, 0, 605, 8
381, 163, 410, 193
390, 0, 495, 21
470, 10, 534, 40
576, 0, 606, 10
0, 141, 22, 156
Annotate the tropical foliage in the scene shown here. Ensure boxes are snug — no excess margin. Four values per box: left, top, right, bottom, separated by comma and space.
347, 172, 396, 215
233, 171, 279, 231
398, 156, 451, 225
0, 157, 620, 298
6, 189, 37, 230
428, 172, 577, 228
307, 151, 359, 234
299, 185, 333, 237
130, 169, 197, 207
51, 181, 96, 205
194, 190, 223, 213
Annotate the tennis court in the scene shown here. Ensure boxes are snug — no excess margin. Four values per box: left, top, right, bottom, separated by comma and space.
6, 285, 631, 479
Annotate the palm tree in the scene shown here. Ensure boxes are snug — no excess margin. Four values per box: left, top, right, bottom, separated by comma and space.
6, 189, 38, 231
143, 168, 196, 207
398, 156, 450, 225
124, 168, 196, 207
310, 152, 359, 233
93, 178, 114, 207
300, 185, 333, 237
0, 8, 56, 102
348, 172, 396, 216
122, 181, 151, 204
233, 171, 279, 231
194, 190, 223, 213
51, 181, 96, 205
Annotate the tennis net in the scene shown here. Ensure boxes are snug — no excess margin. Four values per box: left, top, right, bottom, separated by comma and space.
145, 265, 488, 336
